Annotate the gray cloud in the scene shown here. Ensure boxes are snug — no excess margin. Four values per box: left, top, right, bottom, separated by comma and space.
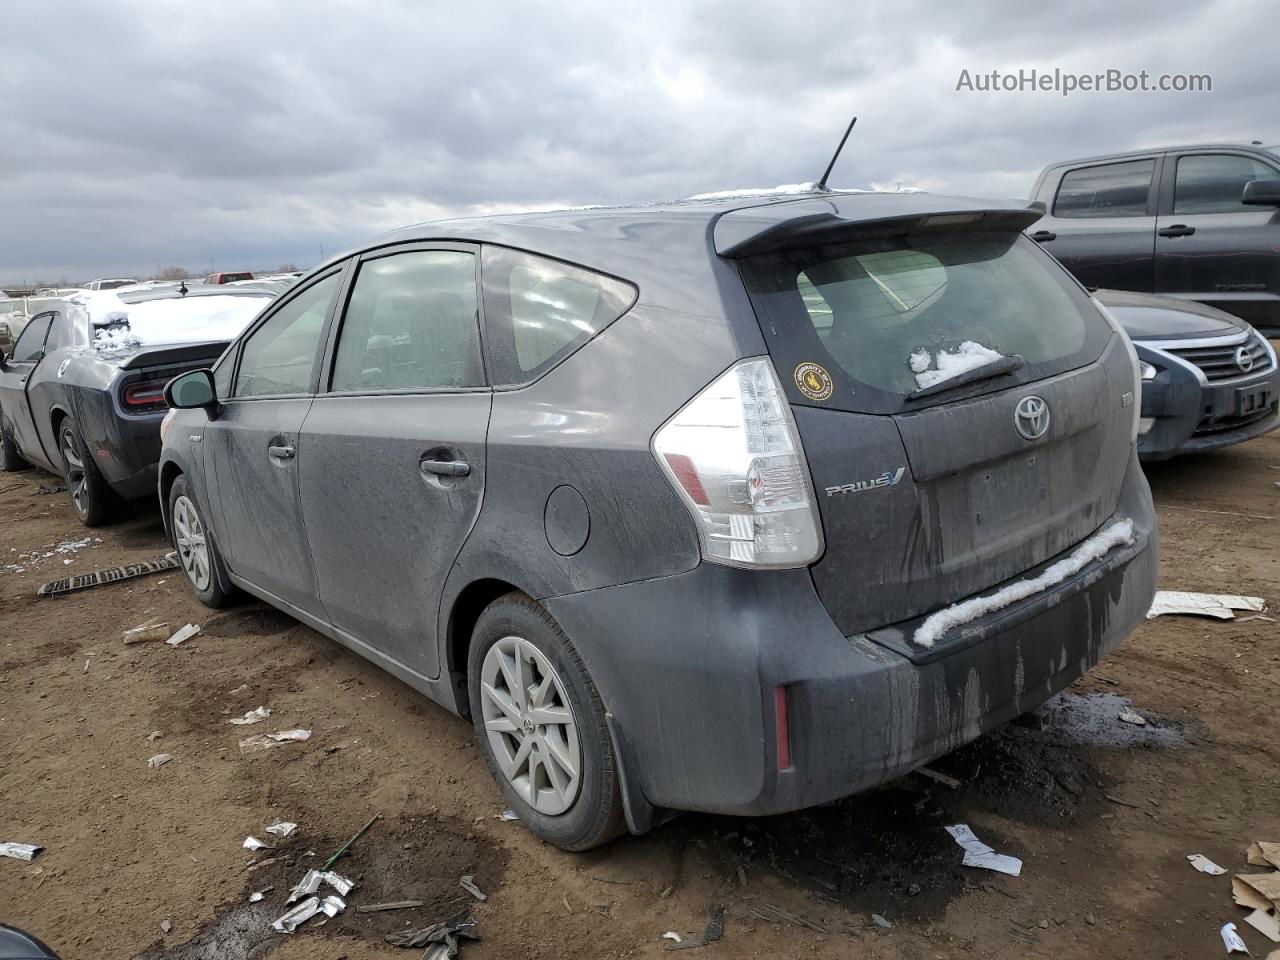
0, 0, 1271, 283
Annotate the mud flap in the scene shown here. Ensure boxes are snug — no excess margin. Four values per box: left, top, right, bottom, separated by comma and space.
605, 712, 678, 835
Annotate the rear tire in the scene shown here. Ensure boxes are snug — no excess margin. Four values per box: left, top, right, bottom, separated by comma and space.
468, 593, 625, 851
58, 419, 115, 526
168, 474, 235, 608
0, 420, 28, 471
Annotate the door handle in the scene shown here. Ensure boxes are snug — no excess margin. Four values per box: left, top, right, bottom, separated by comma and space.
268, 444, 296, 460
1158, 224, 1196, 238
1030, 230, 1057, 242
420, 458, 470, 478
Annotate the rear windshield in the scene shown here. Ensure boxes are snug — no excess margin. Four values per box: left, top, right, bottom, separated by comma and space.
740, 231, 1111, 414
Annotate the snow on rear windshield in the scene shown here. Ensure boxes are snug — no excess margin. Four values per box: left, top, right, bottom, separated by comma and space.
910, 341, 1005, 390
70, 291, 271, 351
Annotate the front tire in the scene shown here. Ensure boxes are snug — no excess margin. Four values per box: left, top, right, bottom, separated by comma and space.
468, 593, 625, 851
58, 419, 114, 526
168, 475, 234, 608
0, 419, 28, 471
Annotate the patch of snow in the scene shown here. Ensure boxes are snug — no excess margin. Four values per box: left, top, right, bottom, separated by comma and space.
79, 293, 271, 352
912, 341, 1005, 390
913, 519, 1136, 648
687, 182, 822, 201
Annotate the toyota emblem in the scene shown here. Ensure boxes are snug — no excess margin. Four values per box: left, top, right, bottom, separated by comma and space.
1235, 345, 1255, 373
1014, 395, 1050, 440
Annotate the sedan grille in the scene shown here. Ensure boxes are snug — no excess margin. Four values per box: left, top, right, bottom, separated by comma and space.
1166, 332, 1274, 383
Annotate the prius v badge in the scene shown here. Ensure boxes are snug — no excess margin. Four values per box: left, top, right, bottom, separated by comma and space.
826, 467, 906, 497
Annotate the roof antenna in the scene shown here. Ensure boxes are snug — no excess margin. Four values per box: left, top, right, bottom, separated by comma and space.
816, 115, 857, 192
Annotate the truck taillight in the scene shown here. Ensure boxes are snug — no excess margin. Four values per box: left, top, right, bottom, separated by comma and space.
653, 358, 824, 569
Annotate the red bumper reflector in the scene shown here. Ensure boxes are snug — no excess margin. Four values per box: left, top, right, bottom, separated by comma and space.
775, 685, 792, 771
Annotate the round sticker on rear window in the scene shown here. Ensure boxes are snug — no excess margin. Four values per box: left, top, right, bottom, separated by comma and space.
793, 362, 833, 401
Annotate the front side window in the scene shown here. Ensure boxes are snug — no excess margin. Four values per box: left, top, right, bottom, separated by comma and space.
741, 231, 1109, 414
1054, 159, 1155, 218
233, 272, 339, 398
481, 246, 637, 386
10, 313, 53, 362
1174, 154, 1280, 214
330, 250, 483, 392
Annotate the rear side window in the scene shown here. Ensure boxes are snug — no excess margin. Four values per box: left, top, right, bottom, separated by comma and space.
481, 246, 637, 386
1053, 160, 1154, 218
741, 231, 1110, 415
234, 272, 339, 398
330, 250, 483, 392
1174, 154, 1280, 214
10, 313, 53, 362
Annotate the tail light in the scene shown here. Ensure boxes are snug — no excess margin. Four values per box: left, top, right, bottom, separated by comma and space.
653, 357, 824, 569
122, 379, 168, 410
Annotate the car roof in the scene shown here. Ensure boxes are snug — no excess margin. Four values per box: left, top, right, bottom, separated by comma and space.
345, 190, 1035, 314
1044, 142, 1277, 169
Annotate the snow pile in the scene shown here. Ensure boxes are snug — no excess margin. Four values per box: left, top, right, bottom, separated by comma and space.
911, 341, 1005, 390
66, 290, 129, 325
913, 519, 1136, 648
83, 293, 271, 353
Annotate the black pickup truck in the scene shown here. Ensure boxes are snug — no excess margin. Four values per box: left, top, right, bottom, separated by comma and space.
0, 287, 273, 525
1028, 142, 1280, 336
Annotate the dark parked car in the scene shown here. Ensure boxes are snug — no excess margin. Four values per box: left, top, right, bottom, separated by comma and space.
0, 288, 272, 524
159, 191, 1157, 849
1097, 289, 1277, 459
1029, 143, 1280, 336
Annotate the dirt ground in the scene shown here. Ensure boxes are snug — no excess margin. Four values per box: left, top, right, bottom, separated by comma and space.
2, 420, 1278, 960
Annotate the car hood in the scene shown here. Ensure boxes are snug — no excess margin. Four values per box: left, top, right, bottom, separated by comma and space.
1095, 289, 1248, 340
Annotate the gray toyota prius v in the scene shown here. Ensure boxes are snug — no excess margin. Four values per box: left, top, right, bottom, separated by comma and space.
159, 189, 1158, 850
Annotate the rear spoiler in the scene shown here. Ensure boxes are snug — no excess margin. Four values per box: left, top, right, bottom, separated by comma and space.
118, 340, 230, 370
714, 195, 1043, 258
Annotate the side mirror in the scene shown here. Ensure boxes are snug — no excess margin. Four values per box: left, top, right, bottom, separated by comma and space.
163, 368, 219, 415
1027, 200, 1047, 215
1242, 179, 1280, 206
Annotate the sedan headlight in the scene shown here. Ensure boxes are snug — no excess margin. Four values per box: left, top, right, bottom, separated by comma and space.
1140, 362, 1158, 381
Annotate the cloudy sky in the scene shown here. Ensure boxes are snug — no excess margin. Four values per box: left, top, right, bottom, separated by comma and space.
0, 0, 1271, 284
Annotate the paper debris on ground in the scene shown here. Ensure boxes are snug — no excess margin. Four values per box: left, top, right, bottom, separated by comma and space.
384, 908, 478, 950
146, 731, 163, 741
239, 729, 312, 754
1118, 708, 1148, 726
1249, 842, 1280, 869
1234, 876, 1275, 911
872, 913, 893, 929
663, 932, 683, 943
460, 875, 487, 901
166, 623, 200, 646
321, 871, 354, 896
1239, 873, 1280, 906
229, 706, 271, 725
287, 869, 323, 903
248, 888, 272, 903
243, 836, 270, 851
1247, 909, 1280, 944
265, 820, 297, 837
147, 753, 173, 768
319, 894, 346, 918
916, 765, 961, 789
273, 896, 322, 934
1188, 854, 1227, 875
123, 618, 170, 644
499, 809, 519, 821
1147, 591, 1266, 621
0, 843, 42, 861
1223, 922, 1251, 954
664, 904, 725, 951
945, 824, 1023, 876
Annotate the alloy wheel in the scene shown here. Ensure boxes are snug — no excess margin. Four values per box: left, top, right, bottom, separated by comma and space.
60, 427, 87, 518
479, 635, 582, 815
172, 495, 211, 592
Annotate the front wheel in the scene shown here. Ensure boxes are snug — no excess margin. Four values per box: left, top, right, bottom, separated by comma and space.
59, 420, 114, 526
168, 475, 235, 608
0, 420, 28, 472
468, 593, 625, 851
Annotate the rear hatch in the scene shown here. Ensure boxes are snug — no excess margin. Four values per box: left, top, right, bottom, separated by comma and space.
730, 203, 1136, 641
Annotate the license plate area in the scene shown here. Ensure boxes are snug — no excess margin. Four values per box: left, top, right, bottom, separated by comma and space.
1236, 385, 1273, 417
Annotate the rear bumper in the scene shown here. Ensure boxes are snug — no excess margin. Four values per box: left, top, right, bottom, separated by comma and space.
543, 454, 1157, 820
1135, 341, 1279, 460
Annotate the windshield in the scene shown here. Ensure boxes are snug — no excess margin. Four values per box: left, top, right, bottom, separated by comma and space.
740, 231, 1111, 414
